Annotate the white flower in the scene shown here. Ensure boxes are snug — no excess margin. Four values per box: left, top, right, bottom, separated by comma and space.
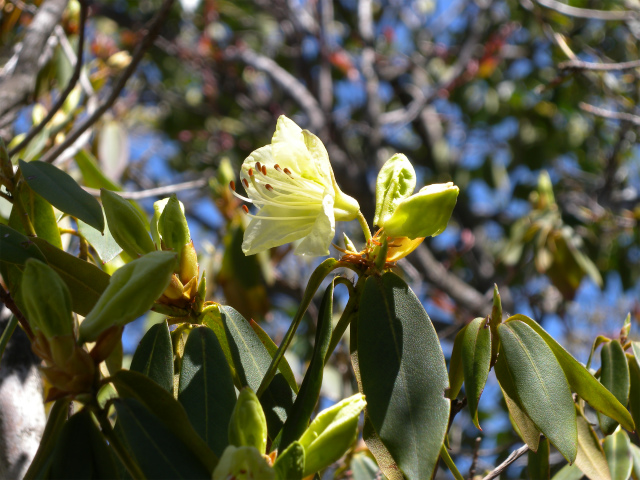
233, 116, 359, 256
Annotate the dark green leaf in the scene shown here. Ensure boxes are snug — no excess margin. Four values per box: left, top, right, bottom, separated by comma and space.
528, 436, 550, 480
509, 315, 634, 432
446, 324, 466, 400
575, 408, 611, 480
628, 353, 640, 440
495, 353, 541, 451
603, 429, 632, 480
598, 340, 630, 435
249, 319, 299, 394
113, 397, 210, 479
357, 272, 450, 480
31, 237, 110, 316
490, 284, 502, 364
19, 160, 104, 232
199, 305, 239, 384
273, 441, 304, 480
109, 369, 218, 473
280, 280, 334, 451
221, 306, 296, 437
130, 320, 174, 394
179, 326, 237, 457
0, 223, 46, 265
50, 410, 118, 480
498, 321, 577, 462
461, 316, 491, 429
24, 399, 70, 480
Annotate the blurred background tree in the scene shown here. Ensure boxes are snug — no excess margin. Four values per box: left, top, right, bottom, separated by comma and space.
1, 0, 639, 477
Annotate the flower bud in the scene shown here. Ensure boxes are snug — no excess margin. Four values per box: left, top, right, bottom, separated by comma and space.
179, 241, 199, 285
79, 251, 177, 342
373, 153, 416, 228
381, 182, 459, 240
229, 388, 268, 454
101, 189, 155, 258
21, 259, 73, 338
298, 393, 366, 476
385, 236, 424, 262
212, 446, 275, 480
343, 233, 357, 253
159, 194, 191, 254
193, 271, 206, 314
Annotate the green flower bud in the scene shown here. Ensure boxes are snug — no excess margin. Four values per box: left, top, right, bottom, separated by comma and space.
373, 154, 416, 228
229, 388, 268, 453
382, 182, 459, 240
21, 259, 73, 338
212, 446, 275, 480
101, 189, 155, 258
343, 233, 357, 253
193, 271, 206, 314
179, 241, 199, 284
536, 170, 555, 209
79, 251, 177, 342
159, 194, 191, 253
298, 393, 366, 476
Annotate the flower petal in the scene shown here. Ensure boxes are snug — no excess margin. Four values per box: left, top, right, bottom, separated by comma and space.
302, 130, 332, 186
294, 194, 336, 256
242, 206, 317, 256
272, 116, 316, 178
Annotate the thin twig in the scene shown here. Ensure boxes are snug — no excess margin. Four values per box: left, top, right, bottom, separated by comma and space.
559, 58, 640, 71
579, 102, 640, 126
0, 284, 33, 340
535, 0, 639, 21
39, 0, 176, 164
9, 1, 88, 157
469, 437, 482, 480
83, 178, 208, 200
481, 444, 530, 480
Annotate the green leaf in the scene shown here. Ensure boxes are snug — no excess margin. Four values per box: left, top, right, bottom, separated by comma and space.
280, 280, 334, 451
249, 319, 299, 394
220, 306, 296, 437
50, 410, 118, 480
439, 445, 464, 480
490, 284, 502, 365
357, 272, 450, 480
575, 409, 611, 480
446, 324, 466, 400
75, 149, 121, 191
24, 399, 70, 480
628, 353, 640, 439
110, 369, 218, 473
0, 223, 46, 265
498, 321, 577, 462
199, 305, 239, 384
273, 441, 304, 480
508, 315, 634, 432
461, 316, 491, 429
19, 160, 104, 232
598, 340, 630, 435
603, 429, 632, 480
78, 215, 122, 265
495, 353, 541, 451
551, 463, 585, 480
630, 443, 640, 480
10, 182, 61, 248
113, 397, 210, 479
350, 453, 380, 480
130, 320, 174, 394
31, 237, 110, 316
528, 436, 550, 480
179, 326, 237, 457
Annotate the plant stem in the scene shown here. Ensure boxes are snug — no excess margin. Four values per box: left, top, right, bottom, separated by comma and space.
0, 315, 18, 361
357, 210, 372, 243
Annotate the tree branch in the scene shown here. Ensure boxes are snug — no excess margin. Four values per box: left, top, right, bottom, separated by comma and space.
83, 178, 208, 200
579, 102, 640, 126
481, 443, 529, 480
39, 0, 176, 164
559, 58, 640, 71
0, 284, 33, 340
9, 0, 88, 157
0, 0, 69, 134
535, 0, 639, 21
224, 46, 326, 132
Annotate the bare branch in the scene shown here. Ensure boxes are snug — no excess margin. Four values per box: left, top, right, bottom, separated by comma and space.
359, 0, 382, 150
83, 178, 208, 200
579, 102, 640, 126
535, 0, 639, 21
481, 443, 530, 480
0, 0, 69, 133
559, 58, 640, 71
9, 1, 88, 157
39, 0, 176, 164
224, 46, 326, 132
0, 284, 33, 340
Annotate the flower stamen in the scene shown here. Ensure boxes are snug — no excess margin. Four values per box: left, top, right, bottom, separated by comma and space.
242, 205, 249, 214
229, 181, 236, 191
